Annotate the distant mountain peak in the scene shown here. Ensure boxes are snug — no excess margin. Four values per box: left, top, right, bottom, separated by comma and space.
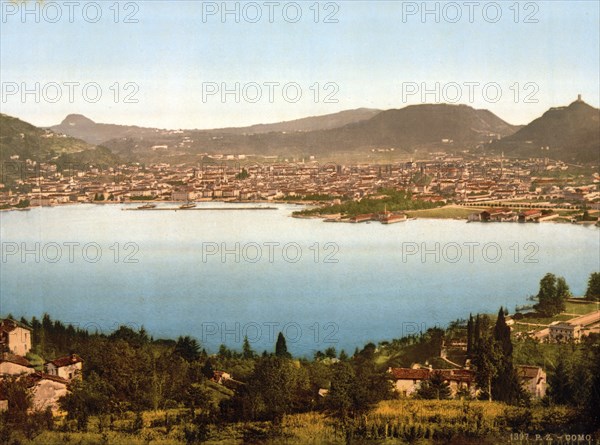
493, 97, 599, 162
61, 114, 95, 126
567, 97, 594, 109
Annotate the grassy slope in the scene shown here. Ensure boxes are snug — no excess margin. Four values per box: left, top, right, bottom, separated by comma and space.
15, 400, 578, 445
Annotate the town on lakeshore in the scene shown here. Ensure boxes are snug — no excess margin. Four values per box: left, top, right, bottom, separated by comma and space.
2, 153, 599, 225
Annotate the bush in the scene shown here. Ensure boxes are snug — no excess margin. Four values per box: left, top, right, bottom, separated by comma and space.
500, 407, 533, 432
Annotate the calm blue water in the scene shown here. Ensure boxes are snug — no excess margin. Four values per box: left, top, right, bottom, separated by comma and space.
1, 203, 599, 356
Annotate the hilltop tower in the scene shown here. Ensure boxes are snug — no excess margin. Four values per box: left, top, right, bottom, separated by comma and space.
577, 94, 582, 102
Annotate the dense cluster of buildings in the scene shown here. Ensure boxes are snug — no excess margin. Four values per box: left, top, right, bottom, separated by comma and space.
1, 154, 598, 210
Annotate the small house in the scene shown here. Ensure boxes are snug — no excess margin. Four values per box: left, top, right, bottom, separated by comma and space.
516, 365, 547, 399
45, 354, 83, 382
0, 319, 32, 357
26, 372, 69, 413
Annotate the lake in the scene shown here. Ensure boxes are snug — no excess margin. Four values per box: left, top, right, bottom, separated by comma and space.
1, 203, 598, 356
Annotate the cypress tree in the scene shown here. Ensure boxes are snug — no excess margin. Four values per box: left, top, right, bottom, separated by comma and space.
275, 332, 291, 358
494, 307, 512, 357
466, 314, 474, 356
492, 307, 522, 404
548, 353, 572, 405
242, 336, 255, 359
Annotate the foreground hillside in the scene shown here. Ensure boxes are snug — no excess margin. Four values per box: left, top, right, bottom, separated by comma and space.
2, 275, 599, 444
5, 402, 581, 445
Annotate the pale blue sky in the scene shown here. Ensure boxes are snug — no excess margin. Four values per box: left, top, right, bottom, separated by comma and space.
1, 1, 598, 129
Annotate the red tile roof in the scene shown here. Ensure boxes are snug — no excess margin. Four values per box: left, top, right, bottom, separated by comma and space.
47, 354, 83, 368
389, 368, 430, 380
0, 318, 33, 333
389, 367, 475, 383
0, 353, 33, 368
24, 372, 69, 388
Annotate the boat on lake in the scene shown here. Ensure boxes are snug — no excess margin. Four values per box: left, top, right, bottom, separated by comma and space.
138, 203, 157, 209
179, 202, 196, 209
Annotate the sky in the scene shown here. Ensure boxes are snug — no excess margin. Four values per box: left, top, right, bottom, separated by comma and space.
0, 0, 599, 129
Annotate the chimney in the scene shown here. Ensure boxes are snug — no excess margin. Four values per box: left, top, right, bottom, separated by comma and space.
577, 94, 582, 102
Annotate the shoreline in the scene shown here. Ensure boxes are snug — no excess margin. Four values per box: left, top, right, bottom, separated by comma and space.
2, 201, 598, 226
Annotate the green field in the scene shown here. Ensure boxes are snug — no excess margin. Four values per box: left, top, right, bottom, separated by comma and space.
511, 300, 599, 335
564, 300, 600, 315
514, 314, 573, 326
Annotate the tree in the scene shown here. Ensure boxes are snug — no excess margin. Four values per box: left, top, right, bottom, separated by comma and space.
491, 308, 522, 405
249, 356, 310, 423
585, 272, 600, 301
534, 273, 569, 316
242, 336, 256, 359
326, 358, 391, 444
83, 338, 154, 411
275, 332, 291, 358
555, 277, 571, 308
218, 344, 233, 359
466, 314, 474, 356
201, 359, 214, 380
470, 315, 497, 402
0, 376, 32, 426
416, 371, 451, 400
325, 362, 357, 443
325, 346, 337, 359
109, 325, 149, 346
471, 335, 499, 402
183, 383, 211, 417
59, 372, 113, 430
174, 336, 201, 362
352, 354, 392, 411
494, 307, 512, 357
535, 273, 557, 315
584, 336, 600, 429
235, 168, 249, 180
471, 309, 524, 404
548, 354, 572, 405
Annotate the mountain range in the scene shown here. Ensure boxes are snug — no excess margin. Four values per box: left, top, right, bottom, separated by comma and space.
1, 100, 598, 166
48, 104, 523, 163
